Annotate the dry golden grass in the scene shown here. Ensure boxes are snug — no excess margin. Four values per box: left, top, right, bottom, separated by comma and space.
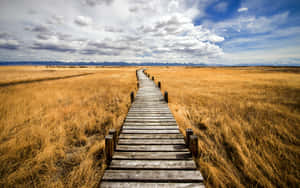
0, 66, 137, 187
0, 66, 96, 85
147, 67, 300, 188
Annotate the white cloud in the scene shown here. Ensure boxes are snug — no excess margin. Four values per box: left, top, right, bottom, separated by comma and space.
205, 12, 289, 36
0, 0, 268, 64
82, 0, 114, 7
74, 16, 92, 26
238, 7, 248, 12
0, 39, 20, 50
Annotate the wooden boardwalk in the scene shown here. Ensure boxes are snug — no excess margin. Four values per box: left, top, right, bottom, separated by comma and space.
100, 69, 204, 188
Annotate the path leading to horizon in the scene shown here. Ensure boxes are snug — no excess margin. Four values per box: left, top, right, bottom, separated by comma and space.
100, 69, 204, 187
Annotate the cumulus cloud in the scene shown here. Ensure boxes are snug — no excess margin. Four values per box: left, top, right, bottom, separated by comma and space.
0, 0, 226, 63
238, 7, 248, 12
47, 15, 64, 25
0, 32, 11, 39
30, 24, 51, 33
82, 0, 114, 7
31, 40, 76, 52
105, 26, 123, 33
74, 16, 92, 26
0, 39, 20, 50
206, 12, 289, 35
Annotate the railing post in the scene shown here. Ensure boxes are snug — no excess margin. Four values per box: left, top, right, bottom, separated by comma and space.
105, 135, 113, 165
130, 91, 134, 103
185, 128, 193, 147
164, 91, 168, 103
152, 76, 154, 81
136, 70, 138, 80
109, 129, 117, 151
158, 81, 161, 89
190, 135, 199, 158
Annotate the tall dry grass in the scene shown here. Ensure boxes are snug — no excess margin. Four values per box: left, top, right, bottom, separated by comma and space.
0, 66, 137, 187
0, 66, 95, 85
147, 67, 300, 188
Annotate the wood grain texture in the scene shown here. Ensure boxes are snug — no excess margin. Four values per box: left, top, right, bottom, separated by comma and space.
102, 170, 203, 182
100, 182, 205, 188
112, 151, 192, 160
122, 125, 178, 130
116, 145, 189, 152
118, 139, 185, 145
119, 134, 184, 139
109, 160, 196, 169
121, 130, 180, 134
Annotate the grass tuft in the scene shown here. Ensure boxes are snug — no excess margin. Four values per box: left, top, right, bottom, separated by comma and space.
148, 66, 300, 187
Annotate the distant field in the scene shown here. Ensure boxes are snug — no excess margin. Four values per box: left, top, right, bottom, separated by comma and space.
0, 66, 98, 85
0, 66, 137, 187
147, 67, 300, 187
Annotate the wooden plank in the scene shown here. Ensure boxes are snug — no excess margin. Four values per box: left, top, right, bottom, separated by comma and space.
122, 129, 180, 134
113, 151, 192, 160
126, 117, 175, 119
100, 182, 205, 188
133, 99, 164, 101
132, 101, 165, 103
132, 102, 167, 104
131, 107, 168, 108
127, 115, 174, 118
122, 126, 178, 130
124, 122, 177, 126
119, 134, 184, 139
102, 170, 203, 182
130, 107, 169, 108
132, 103, 167, 105
128, 110, 171, 112
125, 120, 177, 123
116, 145, 189, 152
118, 139, 185, 145
109, 160, 196, 169
131, 107, 168, 109
127, 112, 173, 115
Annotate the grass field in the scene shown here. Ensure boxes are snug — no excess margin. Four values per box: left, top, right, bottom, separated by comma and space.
0, 66, 96, 85
147, 67, 300, 188
0, 66, 137, 187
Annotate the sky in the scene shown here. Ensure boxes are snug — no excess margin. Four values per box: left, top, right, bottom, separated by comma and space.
0, 0, 300, 65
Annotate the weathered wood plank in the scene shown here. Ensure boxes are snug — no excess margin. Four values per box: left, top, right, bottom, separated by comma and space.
127, 115, 174, 117
128, 112, 171, 115
125, 120, 177, 123
113, 151, 192, 160
100, 182, 205, 188
128, 110, 171, 112
131, 106, 169, 108
116, 145, 189, 152
119, 134, 184, 139
102, 170, 203, 182
124, 122, 177, 126
109, 159, 196, 169
122, 126, 178, 130
129, 107, 169, 109
126, 117, 174, 119
118, 139, 185, 145
121, 130, 180, 134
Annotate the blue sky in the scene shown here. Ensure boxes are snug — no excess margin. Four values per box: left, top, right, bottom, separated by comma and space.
0, 0, 299, 65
